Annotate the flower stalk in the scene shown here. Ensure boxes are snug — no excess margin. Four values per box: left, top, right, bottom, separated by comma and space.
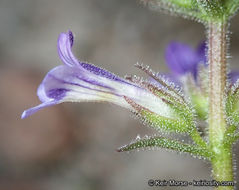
208, 20, 234, 187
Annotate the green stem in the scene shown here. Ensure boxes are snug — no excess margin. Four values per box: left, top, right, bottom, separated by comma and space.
211, 145, 233, 189
208, 20, 234, 189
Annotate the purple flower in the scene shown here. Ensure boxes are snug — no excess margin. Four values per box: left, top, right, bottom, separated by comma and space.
228, 71, 239, 84
165, 41, 239, 84
165, 41, 206, 80
21, 31, 175, 119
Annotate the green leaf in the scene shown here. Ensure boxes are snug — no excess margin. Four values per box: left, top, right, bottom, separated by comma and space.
228, 112, 239, 125
141, 0, 195, 8
168, 0, 194, 8
142, 0, 235, 22
141, 0, 206, 22
117, 135, 212, 159
141, 109, 192, 133
197, 0, 226, 19
226, 81, 239, 124
224, 0, 239, 18
224, 125, 239, 144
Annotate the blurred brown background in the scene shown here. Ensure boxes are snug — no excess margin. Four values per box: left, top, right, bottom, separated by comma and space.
0, 0, 239, 189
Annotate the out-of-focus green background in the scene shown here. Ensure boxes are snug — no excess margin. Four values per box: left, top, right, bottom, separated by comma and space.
0, 0, 239, 189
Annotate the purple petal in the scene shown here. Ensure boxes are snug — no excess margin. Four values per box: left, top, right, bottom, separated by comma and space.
22, 31, 176, 119
42, 65, 122, 96
79, 62, 127, 83
22, 63, 141, 118
196, 41, 207, 65
21, 101, 58, 119
165, 42, 199, 78
228, 71, 239, 84
22, 64, 174, 119
57, 31, 129, 85
57, 31, 79, 67
69, 31, 74, 47
36, 66, 70, 103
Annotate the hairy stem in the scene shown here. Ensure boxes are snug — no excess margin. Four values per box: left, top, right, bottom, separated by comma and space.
208, 20, 234, 188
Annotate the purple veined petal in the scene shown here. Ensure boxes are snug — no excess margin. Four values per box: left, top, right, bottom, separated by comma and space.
79, 62, 129, 84
165, 42, 199, 78
69, 31, 74, 47
57, 31, 80, 67
22, 64, 176, 119
37, 66, 70, 102
57, 31, 133, 86
22, 31, 177, 119
58, 31, 133, 84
